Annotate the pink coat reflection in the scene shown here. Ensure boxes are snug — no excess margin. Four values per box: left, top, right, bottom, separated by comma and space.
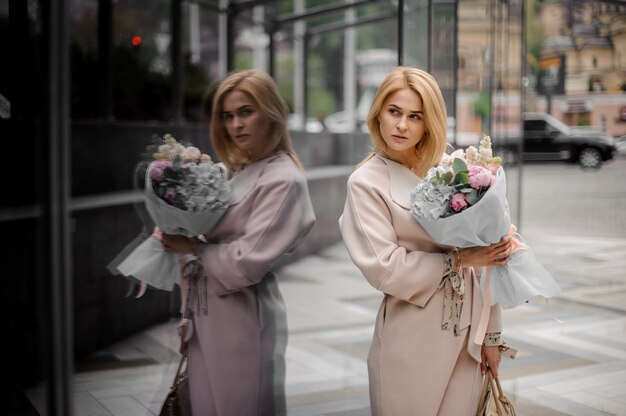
180, 152, 315, 416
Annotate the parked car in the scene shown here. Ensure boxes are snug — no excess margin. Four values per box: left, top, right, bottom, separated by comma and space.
287, 113, 325, 133
495, 112, 617, 169
323, 110, 369, 133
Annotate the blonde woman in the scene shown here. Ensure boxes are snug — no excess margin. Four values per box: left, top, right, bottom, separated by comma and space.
162, 69, 316, 415
339, 66, 512, 415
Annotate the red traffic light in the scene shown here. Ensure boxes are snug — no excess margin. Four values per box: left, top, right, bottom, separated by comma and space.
131, 35, 142, 47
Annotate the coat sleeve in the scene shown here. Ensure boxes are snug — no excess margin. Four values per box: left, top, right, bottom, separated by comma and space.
474, 268, 503, 342
340, 172, 446, 308
485, 303, 503, 342
200, 170, 316, 295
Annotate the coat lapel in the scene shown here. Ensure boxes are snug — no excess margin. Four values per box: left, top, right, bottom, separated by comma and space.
224, 153, 281, 205
379, 156, 422, 210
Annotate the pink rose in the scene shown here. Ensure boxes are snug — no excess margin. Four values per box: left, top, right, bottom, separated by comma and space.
181, 146, 202, 161
450, 192, 468, 212
486, 163, 500, 175
149, 160, 172, 182
200, 153, 212, 163
164, 188, 176, 202
468, 165, 495, 189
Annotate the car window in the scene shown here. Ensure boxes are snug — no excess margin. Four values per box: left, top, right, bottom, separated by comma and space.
525, 120, 546, 131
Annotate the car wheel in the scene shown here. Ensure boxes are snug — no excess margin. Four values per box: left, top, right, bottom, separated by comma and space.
578, 147, 602, 169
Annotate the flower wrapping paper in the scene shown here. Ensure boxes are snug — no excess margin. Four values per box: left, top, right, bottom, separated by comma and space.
412, 167, 560, 309
115, 232, 190, 291
115, 162, 230, 291
415, 167, 511, 247
143, 161, 229, 237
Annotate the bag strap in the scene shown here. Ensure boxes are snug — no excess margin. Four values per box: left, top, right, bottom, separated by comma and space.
169, 352, 188, 390
489, 369, 516, 415
475, 370, 492, 416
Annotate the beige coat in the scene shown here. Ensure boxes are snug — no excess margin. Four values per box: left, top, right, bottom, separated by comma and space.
183, 153, 316, 416
340, 155, 502, 415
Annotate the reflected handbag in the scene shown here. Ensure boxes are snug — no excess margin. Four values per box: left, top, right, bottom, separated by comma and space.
476, 368, 516, 416
159, 351, 192, 416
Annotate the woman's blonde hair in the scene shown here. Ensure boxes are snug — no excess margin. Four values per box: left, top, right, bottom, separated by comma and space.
210, 69, 303, 171
364, 66, 448, 176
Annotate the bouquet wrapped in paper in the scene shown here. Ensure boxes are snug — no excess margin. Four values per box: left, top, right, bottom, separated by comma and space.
112, 134, 231, 293
410, 135, 560, 309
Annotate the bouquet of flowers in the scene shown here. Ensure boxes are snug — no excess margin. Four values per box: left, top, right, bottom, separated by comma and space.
410, 134, 560, 309
144, 134, 230, 237
112, 134, 231, 293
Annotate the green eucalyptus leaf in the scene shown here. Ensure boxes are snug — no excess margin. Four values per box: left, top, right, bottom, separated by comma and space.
442, 172, 454, 184
452, 158, 468, 175
466, 189, 479, 205
454, 171, 469, 186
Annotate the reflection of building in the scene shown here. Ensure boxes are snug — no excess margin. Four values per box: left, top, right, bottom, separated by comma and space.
454, 0, 626, 139
536, 1, 626, 136
457, 0, 522, 92
455, 0, 523, 144
540, 1, 626, 94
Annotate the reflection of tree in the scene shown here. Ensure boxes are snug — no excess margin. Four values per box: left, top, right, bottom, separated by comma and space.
473, 91, 491, 132
70, 41, 211, 121
272, 1, 393, 119
183, 56, 213, 121
526, 0, 548, 80
112, 45, 171, 120
71, 40, 100, 119
308, 53, 339, 117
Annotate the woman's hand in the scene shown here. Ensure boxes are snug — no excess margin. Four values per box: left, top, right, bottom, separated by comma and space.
161, 233, 199, 255
458, 236, 512, 269
481, 345, 501, 377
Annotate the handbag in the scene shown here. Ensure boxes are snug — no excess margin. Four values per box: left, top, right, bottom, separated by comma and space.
159, 351, 192, 416
476, 368, 516, 416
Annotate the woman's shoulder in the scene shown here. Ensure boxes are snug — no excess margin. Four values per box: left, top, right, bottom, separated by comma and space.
259, 152, 306, 186
228, 153, 301, 204
348, 155, 389, 187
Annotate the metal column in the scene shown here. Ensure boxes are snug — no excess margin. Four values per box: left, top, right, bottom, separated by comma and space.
171, 0, 184, 122
43, 0, 74, 414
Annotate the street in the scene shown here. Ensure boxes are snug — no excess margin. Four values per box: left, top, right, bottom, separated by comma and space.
518, 156, 626, 238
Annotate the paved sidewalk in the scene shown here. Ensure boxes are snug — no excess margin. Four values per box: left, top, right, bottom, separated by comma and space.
281, 234, 626, 416
24, 233, 626, 415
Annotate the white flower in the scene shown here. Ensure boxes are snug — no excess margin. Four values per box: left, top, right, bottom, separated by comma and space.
465, 146, 480, 165
448, 149, 466, 163
156, 136, 185, 160
410, 166, 456, 221
439, 152, 452, 166
477, 134, 494, 164
178, 162, 230, 212
181, 146, 202, 162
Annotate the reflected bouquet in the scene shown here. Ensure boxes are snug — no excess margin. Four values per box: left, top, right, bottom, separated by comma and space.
144, 134, 231, 236
410, 135, 560, 310
113, 134, 231, 293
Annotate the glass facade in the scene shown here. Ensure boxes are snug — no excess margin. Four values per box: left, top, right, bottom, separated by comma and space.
13, 0, 626, 415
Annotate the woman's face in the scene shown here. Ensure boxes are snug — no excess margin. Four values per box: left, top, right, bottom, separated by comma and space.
222, 89, 271, 155
378, 88, 427, 166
